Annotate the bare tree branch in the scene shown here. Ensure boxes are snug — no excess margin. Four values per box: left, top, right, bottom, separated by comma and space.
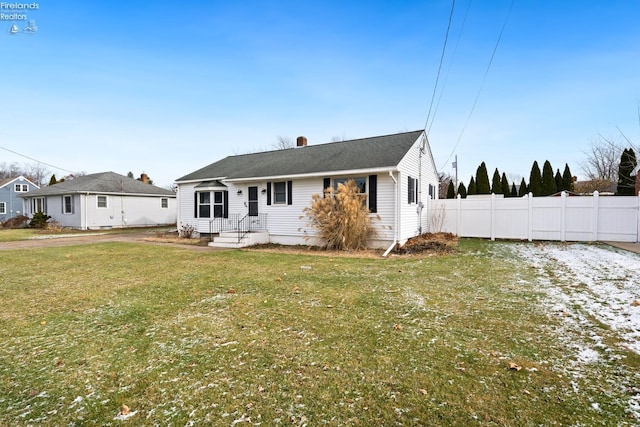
272, 136, 294, 150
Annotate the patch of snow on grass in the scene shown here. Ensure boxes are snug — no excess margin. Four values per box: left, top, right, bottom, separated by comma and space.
511, 242, 640, 420
513, 243, 640, 354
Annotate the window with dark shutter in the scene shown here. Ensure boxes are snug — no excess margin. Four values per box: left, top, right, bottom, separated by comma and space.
266, 182, 272, 205
368, 175, 377, 213
408, 176, 415, 204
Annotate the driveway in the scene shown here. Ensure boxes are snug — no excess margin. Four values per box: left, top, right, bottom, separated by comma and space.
0, 232, 217, 252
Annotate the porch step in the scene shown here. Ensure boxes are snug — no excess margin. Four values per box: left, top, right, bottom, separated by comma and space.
208, 231, 270, 248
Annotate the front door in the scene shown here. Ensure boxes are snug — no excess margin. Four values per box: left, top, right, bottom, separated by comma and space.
248, 186, 258, 216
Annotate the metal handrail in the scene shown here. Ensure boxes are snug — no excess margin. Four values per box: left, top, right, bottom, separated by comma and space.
209, 213, 267, 243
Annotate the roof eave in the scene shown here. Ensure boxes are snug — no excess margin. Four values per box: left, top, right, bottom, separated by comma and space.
226, 166, 398, 183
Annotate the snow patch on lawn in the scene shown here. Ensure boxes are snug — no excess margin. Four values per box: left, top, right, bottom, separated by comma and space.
511, 242, 640, 420
512, 243, 640, 354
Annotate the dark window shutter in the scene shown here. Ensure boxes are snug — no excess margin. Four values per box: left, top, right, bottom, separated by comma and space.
287, 181, 293, 205
194, 192, 198, 218
323, 178, 331, 197
408, 176, 414, 204
368, 175, 377, 213
266, 182, 272, 205
223, 191, 229, 218
61, 196, 64, 214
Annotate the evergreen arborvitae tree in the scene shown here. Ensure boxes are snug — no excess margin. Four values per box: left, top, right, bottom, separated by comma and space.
491, 168, 502, 194
48, 174, 57, 186
562, 164, 574, 192
554, 169, 563, 192
501, 173, 510, 196
617, 148, 637, 195
446, 181, 455, 199
529, 161, 543, 196
468, 177, 477, 196
510, 182, 518, 197
541, 160, 557, 196
476, 162, 491, 194
457, 182, 467, 198
519, 177, 528, 197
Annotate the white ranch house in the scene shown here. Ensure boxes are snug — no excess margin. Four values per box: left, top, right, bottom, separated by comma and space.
175, 130, 439, 251
20, 172, 177, 230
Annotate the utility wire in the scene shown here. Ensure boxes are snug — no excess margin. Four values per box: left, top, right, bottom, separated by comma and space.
428, 0, 472, 135
424, 0, 456, 132
439, 0, 515, 171
0, 144, 76, 174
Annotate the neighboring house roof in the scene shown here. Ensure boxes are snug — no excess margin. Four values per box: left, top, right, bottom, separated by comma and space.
0, 175, 40, 189
176, 130, 425, 182
20, 172, 175, 197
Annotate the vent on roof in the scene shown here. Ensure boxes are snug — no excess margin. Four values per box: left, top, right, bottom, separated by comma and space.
296, 136, 307, 147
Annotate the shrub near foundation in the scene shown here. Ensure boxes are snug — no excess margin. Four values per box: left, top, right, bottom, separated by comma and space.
302, 179, 378, 250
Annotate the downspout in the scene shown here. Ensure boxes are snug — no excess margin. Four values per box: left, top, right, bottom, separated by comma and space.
382, 170, 399, 257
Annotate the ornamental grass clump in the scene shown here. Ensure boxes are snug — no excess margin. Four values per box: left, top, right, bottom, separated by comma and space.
302, 179, 378, 250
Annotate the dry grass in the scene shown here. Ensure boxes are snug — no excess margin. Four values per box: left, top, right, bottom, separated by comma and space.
0, 240, 637, 425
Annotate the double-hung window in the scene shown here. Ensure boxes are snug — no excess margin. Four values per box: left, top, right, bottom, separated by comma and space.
198, 192, 211, 218
63, 195, 74, 214
97, 195, 108, 208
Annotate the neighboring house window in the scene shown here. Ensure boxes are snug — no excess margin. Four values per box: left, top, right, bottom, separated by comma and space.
97, 195, 108, 208
0, 202, 5, 214
32, 197, 46, 213
198, 192, 211, 218
161, 198, 168, 208
63, 195, 74, 214
266, 181, 292, 206
408, 176, 418, 204
14, 184, 28, 192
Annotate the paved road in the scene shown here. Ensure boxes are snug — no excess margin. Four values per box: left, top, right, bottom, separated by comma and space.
0, 232, 216, 252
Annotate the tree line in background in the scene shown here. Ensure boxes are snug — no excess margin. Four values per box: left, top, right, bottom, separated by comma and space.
445, 161, 575, 199
444, 146, 637, 199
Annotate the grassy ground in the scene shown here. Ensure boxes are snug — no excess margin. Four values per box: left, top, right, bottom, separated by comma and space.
0, 240, 637, 426
0, 226, 177, 243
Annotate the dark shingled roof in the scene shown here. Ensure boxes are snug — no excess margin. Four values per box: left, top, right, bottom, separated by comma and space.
21, 172, 176, 197
176, 130, 424, 182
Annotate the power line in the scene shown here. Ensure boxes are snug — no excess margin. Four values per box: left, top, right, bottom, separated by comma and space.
428, 0, 472, 135
0, 145, 76, 174
439, 0, 515, 171
424, 0, 456, 132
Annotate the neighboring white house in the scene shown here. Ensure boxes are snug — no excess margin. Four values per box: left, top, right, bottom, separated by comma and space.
175, 130, 439, 250
20, 172, 177, 229
0, 175, 39, 223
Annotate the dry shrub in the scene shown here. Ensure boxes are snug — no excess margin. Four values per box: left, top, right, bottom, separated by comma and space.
396, 232, 458, 255
302, 179, 378, 251
1, 215, 29, 229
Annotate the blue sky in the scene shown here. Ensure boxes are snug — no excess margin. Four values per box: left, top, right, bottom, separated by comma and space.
1, 0, 638, 188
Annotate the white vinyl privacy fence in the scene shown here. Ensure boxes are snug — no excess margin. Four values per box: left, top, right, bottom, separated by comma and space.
428, 191, 640, 243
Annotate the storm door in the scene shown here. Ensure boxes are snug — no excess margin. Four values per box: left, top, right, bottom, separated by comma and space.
248, 186, 259, 216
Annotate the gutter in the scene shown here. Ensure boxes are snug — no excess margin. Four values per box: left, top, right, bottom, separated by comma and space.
382, 170, 399, 257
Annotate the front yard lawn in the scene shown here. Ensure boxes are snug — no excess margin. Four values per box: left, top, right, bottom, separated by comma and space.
0, 240, 638, 425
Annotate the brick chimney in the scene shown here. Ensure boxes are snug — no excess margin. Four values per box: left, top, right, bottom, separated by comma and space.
296, 136, 307, 147
140, 172, 149, 184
